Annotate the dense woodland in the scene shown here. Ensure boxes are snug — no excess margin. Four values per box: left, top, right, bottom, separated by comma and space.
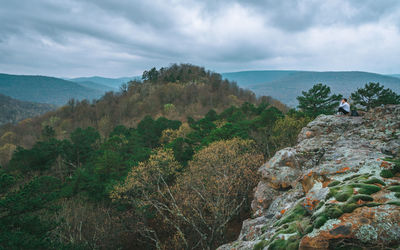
0, 64, 302, 249
1, 64, 398, 249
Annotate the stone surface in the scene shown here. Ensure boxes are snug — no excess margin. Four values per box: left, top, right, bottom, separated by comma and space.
218, 105, 400, 250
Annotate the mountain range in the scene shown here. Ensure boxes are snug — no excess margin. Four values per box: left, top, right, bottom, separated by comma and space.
222, 71, 400, 107
69, 76, 140, 90
0, 71, 399, 109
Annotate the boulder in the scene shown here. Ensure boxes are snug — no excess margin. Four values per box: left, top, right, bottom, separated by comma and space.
218, 105, 400, 250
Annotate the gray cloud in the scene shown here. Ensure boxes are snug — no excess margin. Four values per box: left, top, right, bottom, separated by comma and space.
0, 0, 399, 77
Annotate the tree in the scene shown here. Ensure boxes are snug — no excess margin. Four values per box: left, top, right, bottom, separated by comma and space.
142, 67, 159, 83
173, 138, 264, 249
297, 83, 342, 117
0, 174, 63, 249
351, 82, 400, 110
111, 139, 264, 249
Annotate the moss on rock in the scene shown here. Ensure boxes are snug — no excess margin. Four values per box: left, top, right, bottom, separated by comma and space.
387, 185, 400, 192
268, 236, 299, 250
326, 206, 344, 219
253, 240, 268, 250
335, 186, 353, 202
275, 203, 307, 227
313, 215, 328, 229
351, 183, 381, 195
348, 194, 373, 203
341, 203, 359, 213
386, 201, 400, 206
328, 180, 341, 187
363, 177, 386, 186
380, 169, 394, 178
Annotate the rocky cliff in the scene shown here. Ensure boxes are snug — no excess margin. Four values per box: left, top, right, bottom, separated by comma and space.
219, 105, 400, 250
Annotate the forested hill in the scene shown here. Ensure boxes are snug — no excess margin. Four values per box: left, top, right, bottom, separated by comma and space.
223, 70, 400, 106
0, 64, 286, 151
0, 93, 55, 126
0, 64, 295, 249
0, 73, 104, 105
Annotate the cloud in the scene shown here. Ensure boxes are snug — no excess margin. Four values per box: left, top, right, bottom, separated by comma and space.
0, 0, 399, 77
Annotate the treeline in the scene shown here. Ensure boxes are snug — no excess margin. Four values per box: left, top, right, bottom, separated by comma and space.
296, 82, 400, 117
0, 64, 287, 165
0, 100, 309, 249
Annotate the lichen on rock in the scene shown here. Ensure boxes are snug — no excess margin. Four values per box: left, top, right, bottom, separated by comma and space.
218, 105, 400, 250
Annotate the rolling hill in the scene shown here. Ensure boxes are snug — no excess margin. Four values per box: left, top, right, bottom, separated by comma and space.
69, 76, 140, 89
390, 74, 400, 79
0, 73, 105, 106
74, 80, 116, 92
0, 93, 55, 125
223, 71, 400, 107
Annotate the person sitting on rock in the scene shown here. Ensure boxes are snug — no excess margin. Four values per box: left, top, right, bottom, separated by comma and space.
338, 98, 350, 115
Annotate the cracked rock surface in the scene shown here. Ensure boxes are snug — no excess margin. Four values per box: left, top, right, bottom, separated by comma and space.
218, 105, 400, 250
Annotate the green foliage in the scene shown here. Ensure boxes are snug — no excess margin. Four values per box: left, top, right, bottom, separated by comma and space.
0, 98, 308, 249
8, 138, 68, 172
296, 83, 342, 117
0, 175, 63, 249
350, 82, 400, 110
67, 127, 101, 167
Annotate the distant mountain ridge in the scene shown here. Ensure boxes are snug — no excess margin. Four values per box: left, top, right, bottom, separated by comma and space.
69, 76, 140, 89
0, 73, 105, 106
222, 70, 400, 107
0, 93, 55, 126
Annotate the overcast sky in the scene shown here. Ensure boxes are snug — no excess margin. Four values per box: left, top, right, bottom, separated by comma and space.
0, 0, 399, 77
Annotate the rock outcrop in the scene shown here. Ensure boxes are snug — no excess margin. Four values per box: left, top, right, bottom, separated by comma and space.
219, 105, 400, 250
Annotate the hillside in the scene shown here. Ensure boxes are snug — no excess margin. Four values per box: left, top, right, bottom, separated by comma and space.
69, 76, 140, 89
74, 80, 116, 92
0, 73, 104, 106
0, 93, 55, 125
223, 71, 400, 107
222, 70, 299, 87
391, 74, 400, 79
0, 64, 286, 151
0, 64, 301, 250
220, 105, 400, 249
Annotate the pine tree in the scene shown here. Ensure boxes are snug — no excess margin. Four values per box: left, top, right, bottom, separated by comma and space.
351, 82, 400, 110
297, 83, 342, 117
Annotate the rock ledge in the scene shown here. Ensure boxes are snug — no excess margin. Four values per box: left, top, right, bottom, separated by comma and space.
219, 105, 400, 250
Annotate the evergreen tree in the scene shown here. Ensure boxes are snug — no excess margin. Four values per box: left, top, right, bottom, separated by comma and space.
351, 82, 400, 110
297, 83, 342, 117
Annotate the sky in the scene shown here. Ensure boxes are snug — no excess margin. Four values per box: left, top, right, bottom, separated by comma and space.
0, 0, 399, 77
